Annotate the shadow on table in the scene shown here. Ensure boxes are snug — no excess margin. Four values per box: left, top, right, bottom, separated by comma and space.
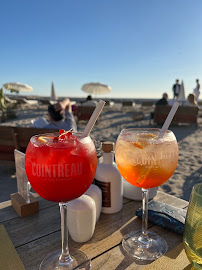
93, 204, 140, 244
115, 244, 151, 269
183, 265, 192, 269
116, 242, 192, 270
91, 242, 152, 270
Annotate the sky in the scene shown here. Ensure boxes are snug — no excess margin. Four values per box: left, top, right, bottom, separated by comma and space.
1, 0, 202, 99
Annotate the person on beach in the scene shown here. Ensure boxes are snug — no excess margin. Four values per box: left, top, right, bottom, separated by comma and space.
156, 93, 169, 106
31, 98, 77, 131
82, 95, 97, 106
172, 79, 180, 99
193, 79, 200, 101
184, 93, 198, 107
150, 93, 169, 124
45, 98, 77, 131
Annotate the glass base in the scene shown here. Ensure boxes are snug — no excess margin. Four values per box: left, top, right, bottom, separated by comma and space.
39, 248, 91, 270
122, 231, 168, 261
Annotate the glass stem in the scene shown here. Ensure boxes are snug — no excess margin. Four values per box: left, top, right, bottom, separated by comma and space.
137, 188, 151, 248
59, 203, 73, 265
26, 181, 30, 204
142, 188, 149, 237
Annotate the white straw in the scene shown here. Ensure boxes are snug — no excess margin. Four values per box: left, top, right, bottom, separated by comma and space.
158, 102, 179, 139
81, 100, 106, 138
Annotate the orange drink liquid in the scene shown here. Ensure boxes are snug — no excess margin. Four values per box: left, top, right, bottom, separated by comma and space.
115, 130, 178, 189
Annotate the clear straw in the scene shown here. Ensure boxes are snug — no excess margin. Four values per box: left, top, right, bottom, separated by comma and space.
158, 102, 179, 139
81, 100, 106, 138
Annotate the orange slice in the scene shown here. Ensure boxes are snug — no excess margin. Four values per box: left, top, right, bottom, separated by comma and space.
140, 133, 157, 139
133, 142, 144, 149
133, 133, 157, 149
38, 136, 55, 143
38, 136, 48, 143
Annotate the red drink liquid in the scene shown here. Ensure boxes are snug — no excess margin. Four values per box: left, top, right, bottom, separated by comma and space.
25, 133, 97, 202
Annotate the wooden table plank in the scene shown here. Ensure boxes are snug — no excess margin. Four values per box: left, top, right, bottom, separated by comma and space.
90, 225, 183, 269
0, 191, 188, 270
4, 205, 60, 247
0, 197, 57, 223
17, 226, 184, 270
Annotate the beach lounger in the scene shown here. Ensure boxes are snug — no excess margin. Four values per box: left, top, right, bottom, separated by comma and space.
153, 105, 198, 126
0, 126, 16, 161
39, 99, 51, 105
141, 101, 154, 111
23, 98, 39, 106
76, 105, 101, 123
4, 96, 17, 104
0, 126, 57, 161
121, 101, 135, 112
122, 101, 135, 107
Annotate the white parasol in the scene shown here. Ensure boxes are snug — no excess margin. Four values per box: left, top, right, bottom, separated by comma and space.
3, 82, 33, 93
81, 82, 111, 95
51, 82, 57, 101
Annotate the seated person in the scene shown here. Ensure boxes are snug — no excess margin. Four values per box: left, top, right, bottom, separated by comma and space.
31, 98, 77, 131
150, 93, 169, 124
82, 95, 97, 106
184, 93, 198, 107
30, 117, 48, 128
156, 93, 168, 106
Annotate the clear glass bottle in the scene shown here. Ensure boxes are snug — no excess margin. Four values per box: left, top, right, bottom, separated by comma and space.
94, 142, 123, 214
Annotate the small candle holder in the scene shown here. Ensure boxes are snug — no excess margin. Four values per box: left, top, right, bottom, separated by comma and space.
11, 150, 39, 217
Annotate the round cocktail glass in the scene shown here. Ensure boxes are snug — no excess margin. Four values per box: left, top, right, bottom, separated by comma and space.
25, 132, 97, 270
115, 128, 178, 261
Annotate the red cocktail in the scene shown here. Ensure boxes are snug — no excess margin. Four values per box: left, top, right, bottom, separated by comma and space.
25, 132, 97, 202
25, 130, 97, 270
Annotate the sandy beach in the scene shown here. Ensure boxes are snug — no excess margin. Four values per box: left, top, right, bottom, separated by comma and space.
0, 102, 201, 202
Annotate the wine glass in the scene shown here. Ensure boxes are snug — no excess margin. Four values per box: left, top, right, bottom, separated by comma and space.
115, 128, 178, 261
25, 131, 97, 269
183, 183, 202, 269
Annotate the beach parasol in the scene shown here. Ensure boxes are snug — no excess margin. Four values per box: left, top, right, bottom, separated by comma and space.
81, 82, 111, 95
178, 80, 185, 101
3, 82, 33, 93
51, 82, 57, 101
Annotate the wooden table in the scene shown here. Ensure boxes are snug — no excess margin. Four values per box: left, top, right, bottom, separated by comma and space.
0, 191, 188, 270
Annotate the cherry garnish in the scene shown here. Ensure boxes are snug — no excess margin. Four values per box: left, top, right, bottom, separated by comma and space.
53, 137, 58, 143
59, 129, 65, 135
66, 132, 72, 138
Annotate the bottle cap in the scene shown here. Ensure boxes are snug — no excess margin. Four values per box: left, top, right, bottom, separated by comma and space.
102, 142, 114, 152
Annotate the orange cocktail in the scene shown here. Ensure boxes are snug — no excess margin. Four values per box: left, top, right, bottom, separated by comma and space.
115, 128, 179, 261
115, 130, 178, 189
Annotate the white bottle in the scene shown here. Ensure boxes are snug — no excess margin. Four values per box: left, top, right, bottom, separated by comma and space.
85, 184, 102, 222
67, 195, 96, 242
94, 142, 123, 214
